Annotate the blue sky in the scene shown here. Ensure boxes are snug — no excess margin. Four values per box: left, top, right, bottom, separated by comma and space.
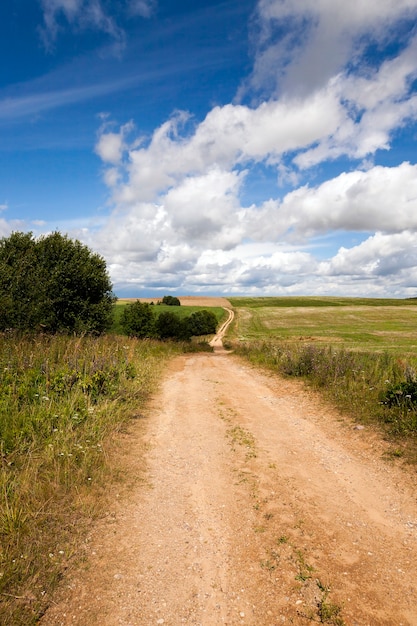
2, 0, 417, 297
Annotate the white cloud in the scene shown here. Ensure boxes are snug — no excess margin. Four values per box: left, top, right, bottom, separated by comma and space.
82, 157, 417, 296
39, 0, 125, 50
319, 231, 417, 281
248, 0, 417, 96
38, 0, 155, 50
97, 33, 417, 208
276, 162, 417, 238
95, 133, 124, 164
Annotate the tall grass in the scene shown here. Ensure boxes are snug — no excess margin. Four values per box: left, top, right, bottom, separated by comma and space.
233, 340, 417, 441
0, 332, 181, 625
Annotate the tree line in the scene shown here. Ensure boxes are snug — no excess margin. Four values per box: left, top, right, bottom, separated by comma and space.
121, 301, 217, 340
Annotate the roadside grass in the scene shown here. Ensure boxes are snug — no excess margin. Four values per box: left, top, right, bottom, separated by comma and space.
227, 297, 417, 458
0, 333, 185, 625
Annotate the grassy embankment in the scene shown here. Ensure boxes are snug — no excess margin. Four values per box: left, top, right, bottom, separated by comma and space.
0, 299, 226, 625
228, 297, 417, 458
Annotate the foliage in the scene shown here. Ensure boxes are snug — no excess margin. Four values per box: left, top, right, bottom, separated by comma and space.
186, 309, 218, 336
0, 231, 115, 334
119, 300, 220, 340
156, 311, 190, 340
121, 301, 156, 338
160, 295, 181, 306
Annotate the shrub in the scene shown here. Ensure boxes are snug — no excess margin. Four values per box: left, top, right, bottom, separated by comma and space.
186, 310, 218, 337
0, 231, 115, 334
160, 295, 181, 306
156, 311, 190, 340
121, 301, 156, 338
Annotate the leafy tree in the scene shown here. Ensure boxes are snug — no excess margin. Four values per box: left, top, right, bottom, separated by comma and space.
186, 310, 218, 337
161, 295, 181, 306
0, 231, 115, 333
121, 301, 156, 338
156, 311, 190, 340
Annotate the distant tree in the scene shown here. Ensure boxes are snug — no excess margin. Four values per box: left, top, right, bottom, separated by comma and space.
121, 301, 156, 338
0, 231, 115, 333
186, 310, 218, 337
161, 295, 181, 306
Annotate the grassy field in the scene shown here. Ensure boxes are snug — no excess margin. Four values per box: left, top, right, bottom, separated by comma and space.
229, 296, 417, 354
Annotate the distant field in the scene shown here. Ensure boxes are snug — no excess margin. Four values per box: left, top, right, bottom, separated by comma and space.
228, 296, 417, 353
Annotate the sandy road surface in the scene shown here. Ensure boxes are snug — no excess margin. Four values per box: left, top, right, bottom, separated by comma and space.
42, 340, 417, 625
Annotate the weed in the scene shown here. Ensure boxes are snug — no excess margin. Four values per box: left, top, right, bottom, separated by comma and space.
260, 559, 276, 571
295, 549, 314, 582
226, 425, 257, 459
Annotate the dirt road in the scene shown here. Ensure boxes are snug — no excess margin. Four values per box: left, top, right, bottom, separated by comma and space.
42, 333, 417, 624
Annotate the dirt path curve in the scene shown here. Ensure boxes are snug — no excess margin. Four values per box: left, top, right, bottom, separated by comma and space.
41, 348, 417, 624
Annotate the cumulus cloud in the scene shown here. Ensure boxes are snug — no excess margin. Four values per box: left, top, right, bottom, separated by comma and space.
82, 0, 417, 297
247, 0, 417, 97
275, 162, 417, 238
97, 32, 417, 211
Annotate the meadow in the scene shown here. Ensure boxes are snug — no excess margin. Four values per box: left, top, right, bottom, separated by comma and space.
228, 297, 417, 457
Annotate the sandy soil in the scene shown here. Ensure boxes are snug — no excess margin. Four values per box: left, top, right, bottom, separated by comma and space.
41, 318, 417, 625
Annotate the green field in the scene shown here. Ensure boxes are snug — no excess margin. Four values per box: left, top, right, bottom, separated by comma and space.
111, 302, 227, 335
229, 297, 417, 354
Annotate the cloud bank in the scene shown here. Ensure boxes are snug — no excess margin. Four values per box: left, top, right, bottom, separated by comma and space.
87, 0, 417, 296
5, 0, 415, 297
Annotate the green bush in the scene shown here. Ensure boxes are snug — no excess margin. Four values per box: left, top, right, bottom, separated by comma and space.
186, 310, 218, 336
160, 295, 181, 306
121, 301, 156, 338
0, 231, 115, 334
156, 311, 190, 340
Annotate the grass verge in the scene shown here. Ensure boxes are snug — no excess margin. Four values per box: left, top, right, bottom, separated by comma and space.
232, 339, 417, 458
0, 333, 186, 625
